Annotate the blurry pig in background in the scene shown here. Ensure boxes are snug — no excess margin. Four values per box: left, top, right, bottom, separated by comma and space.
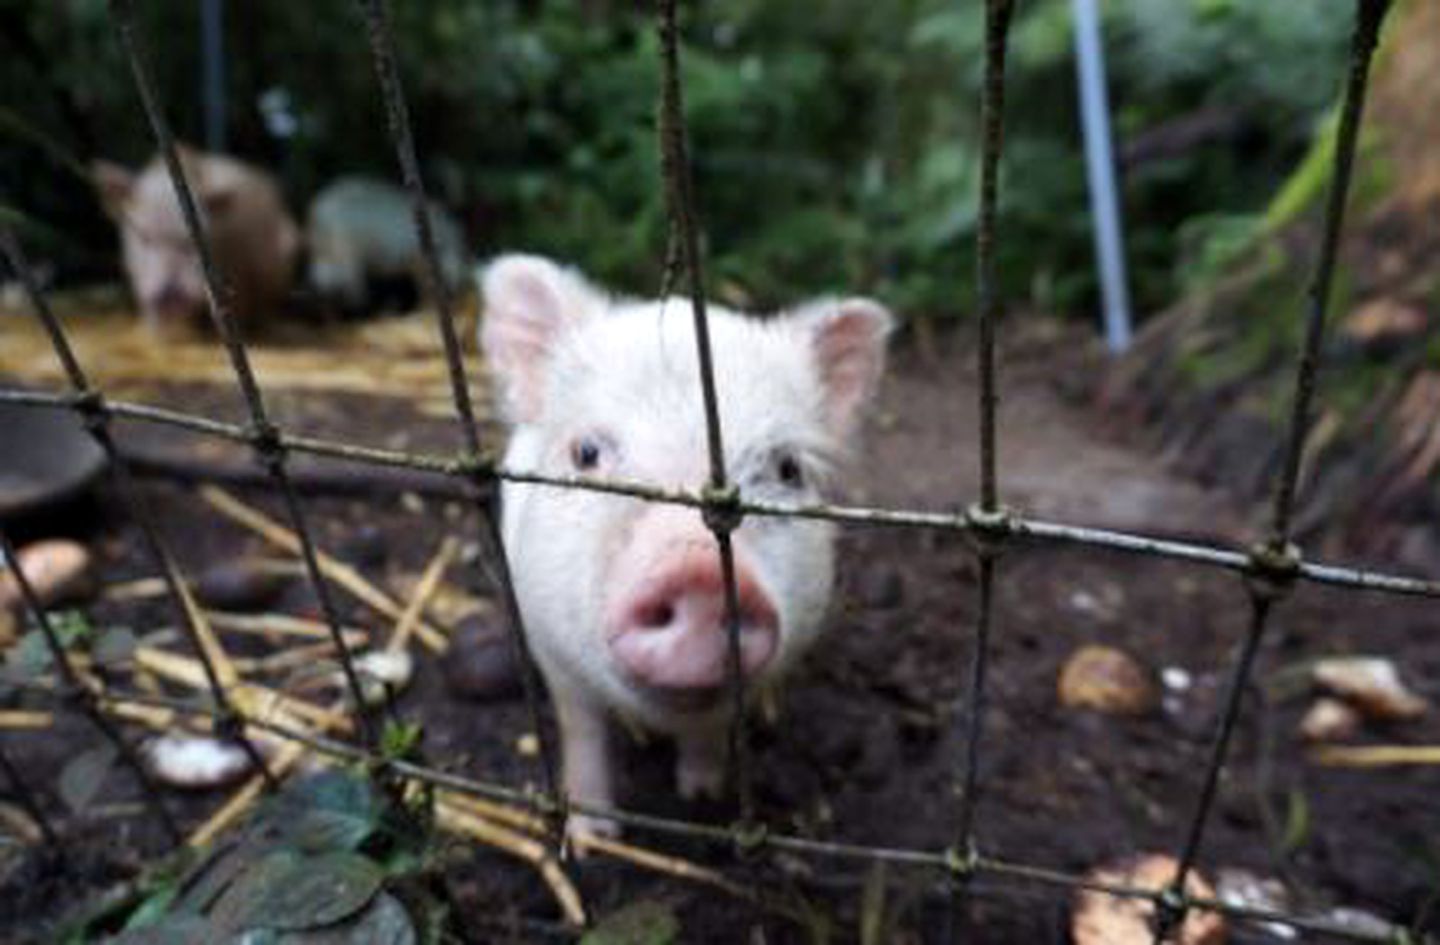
306, 176, 467, 315
479, 254, 892, 840
93, 147, 300, 338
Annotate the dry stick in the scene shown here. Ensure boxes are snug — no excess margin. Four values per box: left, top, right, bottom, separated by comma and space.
440, 790, 753, 901
103, 577, 169, 602
434, 797, 587, 927
134, 647, 353, 736
1312, 745, 1440, 767
387, 536, 459, 655
0, 711, 55, 730
198, 485, 449, 653
206, 611, 371, 645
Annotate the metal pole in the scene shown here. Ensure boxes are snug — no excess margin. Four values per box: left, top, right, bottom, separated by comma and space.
1072, 0, 1133, 352
201, 0, 226, 151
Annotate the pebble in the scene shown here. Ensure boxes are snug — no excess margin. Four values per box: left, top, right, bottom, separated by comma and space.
442, 616, 522, 701
0, 540, 94, 612
194, 558, 290, 612
351, 649, 414, 706
143, 734, 253, 790
1216, 868, 1295, 940
1072, 854, 1226, 945
1312, 656, 1428, 721
1298, 697, 1362, 742
1058, 644, 1160, 716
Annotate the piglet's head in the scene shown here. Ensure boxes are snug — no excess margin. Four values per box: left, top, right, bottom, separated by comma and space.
93, 148, 241, 336
480, 254, 891, 707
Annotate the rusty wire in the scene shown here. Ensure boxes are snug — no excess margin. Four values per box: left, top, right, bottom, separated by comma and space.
952, 0, 1017, 887
0, 224, 274, 790
351, 0, 563, 832
0, 0, 1428, 941
105, 0, 378, 748
655, 0, 756, 831
0, 726, 61, 852
0, 530, 180, 845
1150, 3, 1394, 942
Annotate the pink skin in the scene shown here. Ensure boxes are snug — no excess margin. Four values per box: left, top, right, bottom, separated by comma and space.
606, 523, 779, 695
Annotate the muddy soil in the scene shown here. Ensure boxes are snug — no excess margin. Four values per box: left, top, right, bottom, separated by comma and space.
2, 324, 1438, 944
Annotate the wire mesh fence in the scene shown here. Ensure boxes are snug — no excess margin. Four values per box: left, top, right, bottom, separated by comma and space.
0, 0, 1429, 941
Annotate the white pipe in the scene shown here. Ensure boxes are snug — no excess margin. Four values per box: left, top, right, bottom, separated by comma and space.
1073, 0, 1133, 353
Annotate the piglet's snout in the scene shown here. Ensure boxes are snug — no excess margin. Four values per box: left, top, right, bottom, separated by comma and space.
608, 545, 778, 691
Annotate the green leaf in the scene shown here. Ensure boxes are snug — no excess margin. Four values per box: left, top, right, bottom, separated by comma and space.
262, 772, 384, 854
210, 850, 384, 934
580, 901, 680, 945
380, 721, 423, 762
101, 915, 210, 944
275, 893, 416, 945
59, 742, 119, 813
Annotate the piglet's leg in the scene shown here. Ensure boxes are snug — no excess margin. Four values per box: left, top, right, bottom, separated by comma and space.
554, 690, 618, 843
675, 717, 729, 801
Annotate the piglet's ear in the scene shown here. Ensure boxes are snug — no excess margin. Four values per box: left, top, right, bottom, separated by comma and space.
480, 254, 601, 423
798, 297, 894, 436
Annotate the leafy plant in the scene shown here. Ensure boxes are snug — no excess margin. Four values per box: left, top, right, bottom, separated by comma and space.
62, 770, 448, 945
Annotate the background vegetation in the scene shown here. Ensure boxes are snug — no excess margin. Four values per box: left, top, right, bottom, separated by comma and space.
1, 0, 1351, 320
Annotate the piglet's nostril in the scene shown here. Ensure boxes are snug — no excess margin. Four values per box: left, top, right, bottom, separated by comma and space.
636, 600, 676, 630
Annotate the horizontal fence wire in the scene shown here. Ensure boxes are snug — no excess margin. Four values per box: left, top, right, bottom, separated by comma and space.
0, 677, 1418, 944
0, 0, 1429, 941
4, 387, 1437, 600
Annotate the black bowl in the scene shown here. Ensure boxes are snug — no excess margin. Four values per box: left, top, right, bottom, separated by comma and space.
0, 400, 109, 522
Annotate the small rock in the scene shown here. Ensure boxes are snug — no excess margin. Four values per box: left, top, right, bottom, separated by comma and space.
1162, 667, 1193, 692
1319, 907, 1402, 938
1216, 868, 1295, 939
194, 558, 290, 612
1298, 697, 1362, 743
143, 734, 253, 790
442, 616, 522, 701
1339, 298, 1427, 350
1058, 645, 1160, 716
1312, 656, 1428, 721
350, 649, 414, 706
857, 567, 904, 610
0, 540, 94, 612
1073, 854, 1226, 945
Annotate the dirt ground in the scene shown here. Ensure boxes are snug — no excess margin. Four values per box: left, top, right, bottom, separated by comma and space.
2, 321, 1438, 944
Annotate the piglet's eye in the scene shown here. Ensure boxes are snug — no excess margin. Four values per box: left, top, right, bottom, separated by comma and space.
776, 453, 804, 489
571, 437, 604, 471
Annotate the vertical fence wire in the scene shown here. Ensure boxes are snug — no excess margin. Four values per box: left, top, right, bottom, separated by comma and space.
105, 0, 379, 750
0, 734, 62, 853
0, 529, 181, 845
654, 0, 756, 833
1152, 2, 1391, 940
351, 0, 563, 830
0, 224, 274, 790
951, 0, 1016, 894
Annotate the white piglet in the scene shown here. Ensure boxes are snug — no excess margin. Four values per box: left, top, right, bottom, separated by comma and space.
479, 254, 891, 840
